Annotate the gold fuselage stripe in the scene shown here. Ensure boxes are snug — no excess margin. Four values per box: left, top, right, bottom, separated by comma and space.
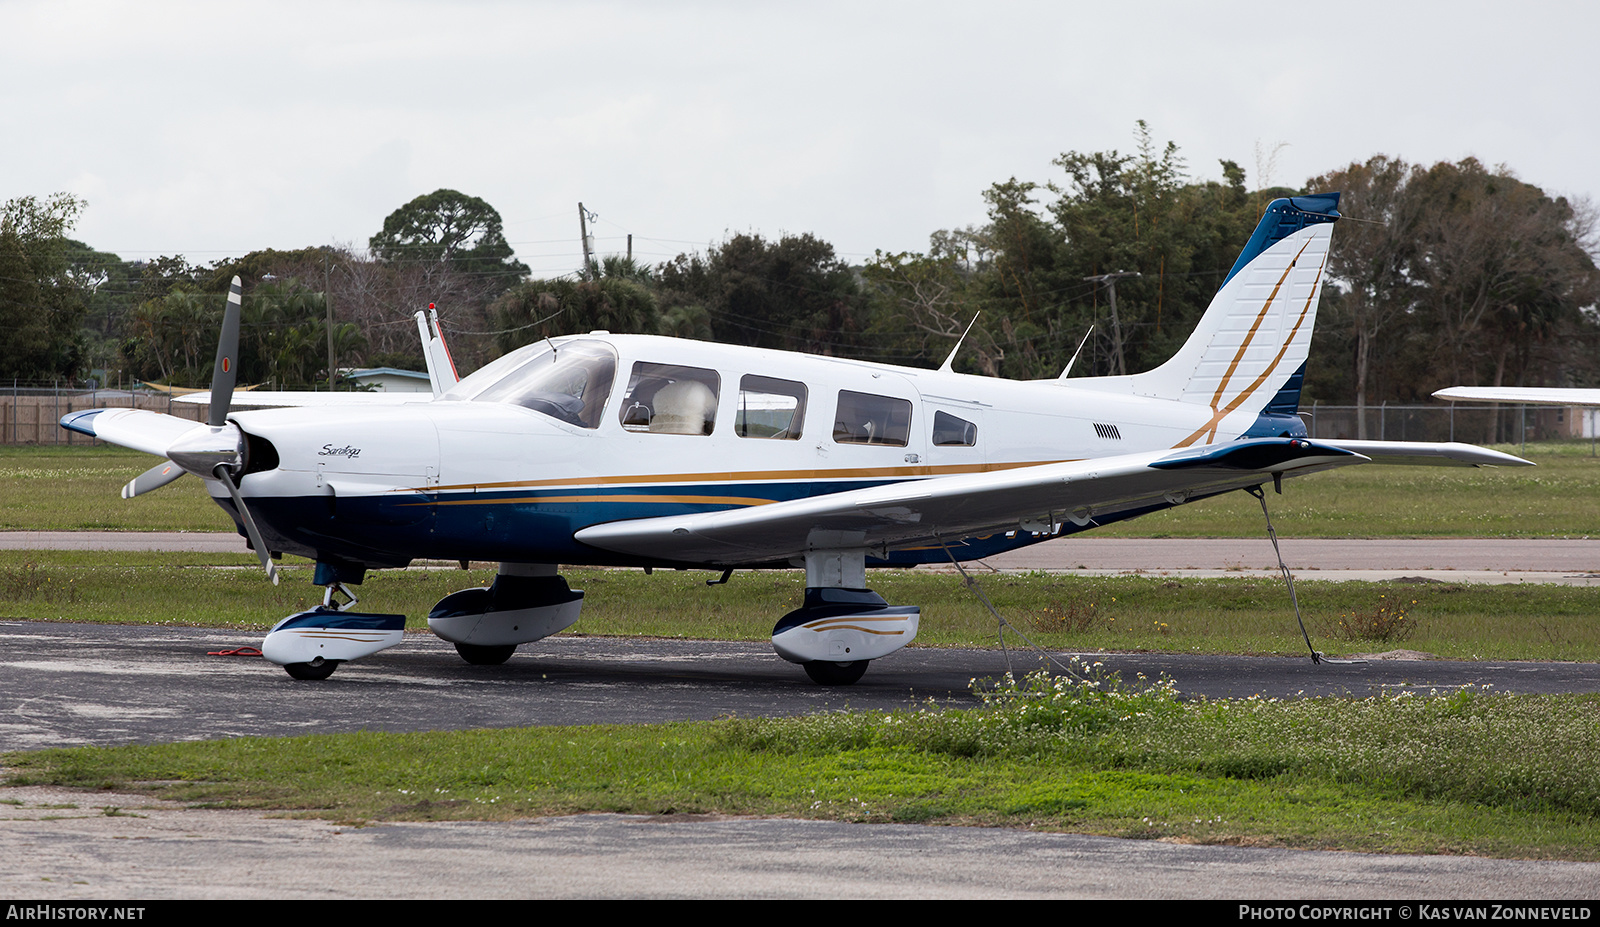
412, 458, 1075, 495
1173, 237, 1324, 448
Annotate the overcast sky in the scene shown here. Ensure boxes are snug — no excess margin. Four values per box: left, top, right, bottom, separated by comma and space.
4, 0, 1596, 278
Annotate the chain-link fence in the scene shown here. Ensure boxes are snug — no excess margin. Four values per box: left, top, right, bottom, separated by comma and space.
1304, 402, 1595, 447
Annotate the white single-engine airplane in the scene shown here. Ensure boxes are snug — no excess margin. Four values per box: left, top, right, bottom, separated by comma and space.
63, 193, 1529, 683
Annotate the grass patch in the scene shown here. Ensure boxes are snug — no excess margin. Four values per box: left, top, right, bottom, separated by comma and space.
6, 551, 1600, 661
0, 446, 220, 531
9, 669, 1599, 858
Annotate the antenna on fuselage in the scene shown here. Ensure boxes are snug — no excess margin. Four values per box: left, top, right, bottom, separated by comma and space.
938, 313, 981, 374
1058, 325, 1095, 379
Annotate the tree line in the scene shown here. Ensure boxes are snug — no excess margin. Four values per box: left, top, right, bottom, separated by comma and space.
4, 125, 1596, 415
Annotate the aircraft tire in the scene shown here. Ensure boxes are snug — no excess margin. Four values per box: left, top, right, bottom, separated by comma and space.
802, 660, 869, 686
454, 642, 518, 665
284, 660, 339, 681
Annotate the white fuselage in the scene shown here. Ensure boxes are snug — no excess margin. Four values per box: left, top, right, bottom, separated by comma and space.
216, 334, 1232, 569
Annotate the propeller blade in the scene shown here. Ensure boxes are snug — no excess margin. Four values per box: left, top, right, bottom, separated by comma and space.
122, 460, 186, 499
215, 465, 279, 586
208, 276, 244, 427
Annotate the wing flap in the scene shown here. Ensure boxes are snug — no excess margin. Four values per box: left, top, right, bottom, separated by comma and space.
575, 438, 1365, 564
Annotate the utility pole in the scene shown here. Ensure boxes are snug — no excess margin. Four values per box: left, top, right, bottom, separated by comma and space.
1083, 272, 1141, 377
325, 252, 336, 391
578, 202, 596, 279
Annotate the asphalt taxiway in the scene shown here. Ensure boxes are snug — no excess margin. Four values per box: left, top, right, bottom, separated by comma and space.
5, 533, 1600, 899
5, 623, 1600, 899
5, 621, 1600, 752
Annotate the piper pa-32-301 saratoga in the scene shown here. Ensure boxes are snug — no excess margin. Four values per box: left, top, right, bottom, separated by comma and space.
62, 193, 1528, 683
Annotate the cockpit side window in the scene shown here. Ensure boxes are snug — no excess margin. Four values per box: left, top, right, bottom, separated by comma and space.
932, 410, 977, 446
832, 390, 911, 446
465, 340, 618, 428
618, 362, 721, 435
736, 375, 807, 440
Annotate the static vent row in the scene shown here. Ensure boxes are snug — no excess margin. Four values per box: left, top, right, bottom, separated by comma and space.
1093, 422, 1122, 440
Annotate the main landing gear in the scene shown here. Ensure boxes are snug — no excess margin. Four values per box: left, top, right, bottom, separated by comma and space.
453, 643, 519, 665
428, 563, 584, 665
769, 546, 921, 686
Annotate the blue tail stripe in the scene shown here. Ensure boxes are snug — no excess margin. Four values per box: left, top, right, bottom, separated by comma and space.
1263, 361, 1307, 416
1221, 193, 1341, 287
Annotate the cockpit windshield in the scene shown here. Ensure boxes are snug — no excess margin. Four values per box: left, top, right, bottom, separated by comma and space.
440, 340, 617, 429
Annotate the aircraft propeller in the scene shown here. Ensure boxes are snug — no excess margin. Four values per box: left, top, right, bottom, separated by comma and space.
120, 277, 279, 585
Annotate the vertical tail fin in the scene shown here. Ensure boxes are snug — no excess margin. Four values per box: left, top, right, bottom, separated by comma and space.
1128, 193, 1340, 445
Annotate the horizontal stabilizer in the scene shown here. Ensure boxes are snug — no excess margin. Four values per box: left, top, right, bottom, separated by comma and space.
1323, 440, 1533, 468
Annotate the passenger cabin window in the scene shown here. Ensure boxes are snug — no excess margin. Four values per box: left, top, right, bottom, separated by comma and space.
460, 340, 617, 429
736, 375, 807, 440
832, 390, 912, 447
619, 362, 721, 435
932, 410, 977, 446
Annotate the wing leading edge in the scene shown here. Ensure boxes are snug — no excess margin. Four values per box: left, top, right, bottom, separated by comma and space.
575, 438, 1367, 565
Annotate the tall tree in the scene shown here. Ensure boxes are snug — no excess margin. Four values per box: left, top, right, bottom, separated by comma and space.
1305, 156, 1425, 435
0, 230, 51, 379
865, 123, 1274, 381
0, 193, 90, 380
658, 232, 867, 356
370, 189, 529, 297
488, 268, 660, 356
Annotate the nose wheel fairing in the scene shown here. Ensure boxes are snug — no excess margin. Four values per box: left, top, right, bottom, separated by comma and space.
261, 608, 407, 677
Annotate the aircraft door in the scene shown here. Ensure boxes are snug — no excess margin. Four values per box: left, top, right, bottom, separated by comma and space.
821, 376, 925, 475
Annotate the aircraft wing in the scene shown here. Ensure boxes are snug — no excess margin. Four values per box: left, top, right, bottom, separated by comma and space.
172, 390, 434, 408
1434, 386, 1600, 407
59, 408, 206, 458
576, 438, 1369, 565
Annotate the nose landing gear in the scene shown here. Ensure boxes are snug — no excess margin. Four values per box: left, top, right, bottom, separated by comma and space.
262, 578, 407, 681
